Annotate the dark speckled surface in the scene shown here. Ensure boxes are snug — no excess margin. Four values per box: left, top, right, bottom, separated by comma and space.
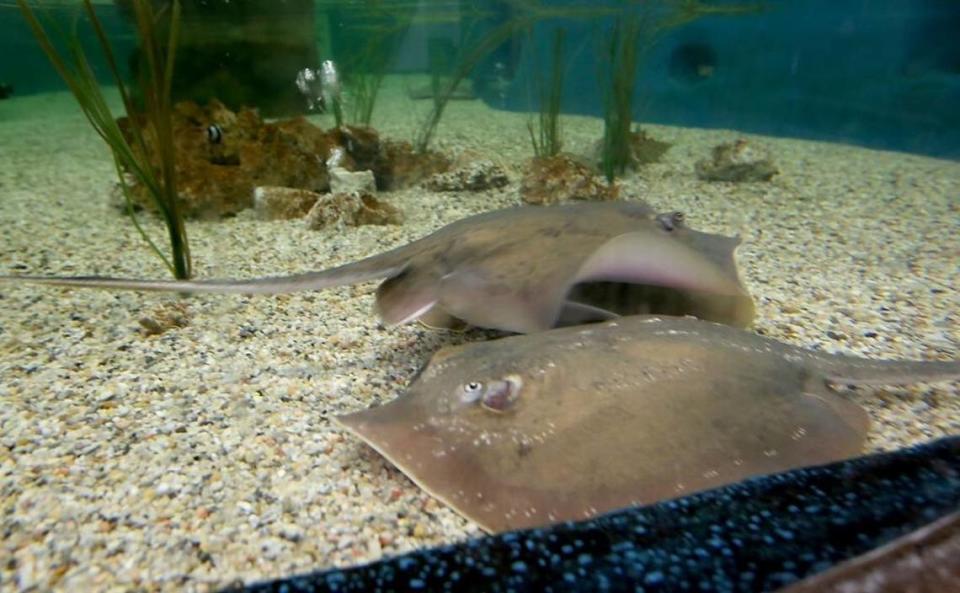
224, 435, 960, 593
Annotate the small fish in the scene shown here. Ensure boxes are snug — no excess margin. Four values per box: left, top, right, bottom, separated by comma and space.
319, 59, 341, 111
0, 82, 13, 100
295, 67, 323, 111
295, 61, 342, 114
221, 435, 960, 593
206, 124, 223, 144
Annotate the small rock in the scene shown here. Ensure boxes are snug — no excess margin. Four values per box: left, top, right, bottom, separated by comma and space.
589, 129, 671, 169
355, 193, 405, 226
329, 166, 377, 195
253, 186, 320, 220
138, 301, 191, 336
305, 192, 361, 229
520, 154, 619, 205
275, 522, 303, 543
412, 522, 429, 538
305, 191, 403, 229
366, 533, 383, 556
695, 138, 779, 182
423, 159, 509, 192
376, 140, 452, 190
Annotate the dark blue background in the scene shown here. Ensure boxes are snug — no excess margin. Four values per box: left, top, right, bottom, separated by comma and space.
4, 1, 958, 158
487, 0, 960, 158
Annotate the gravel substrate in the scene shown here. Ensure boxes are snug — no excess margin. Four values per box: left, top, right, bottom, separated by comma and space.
1, 77, 958, 592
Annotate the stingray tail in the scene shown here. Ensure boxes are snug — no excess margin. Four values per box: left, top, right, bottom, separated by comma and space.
814, 353, 960, 386
0, 248, 409, 295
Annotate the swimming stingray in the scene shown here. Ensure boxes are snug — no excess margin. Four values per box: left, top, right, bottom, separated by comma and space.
0, 201, 755, 332
335, 315, 960, 533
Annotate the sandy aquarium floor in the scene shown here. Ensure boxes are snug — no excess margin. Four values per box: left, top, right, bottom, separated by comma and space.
1, 77, 959, 592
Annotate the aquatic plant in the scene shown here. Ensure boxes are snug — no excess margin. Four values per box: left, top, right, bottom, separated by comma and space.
598, 15, 643, 182
16, 0, 192, 280
414, 15, 535, 153
341, 23, 408, 127
314, 1, 417, 127
404, 0, 759, 155
345, 71, 383, 126
598, 0, 764, 182
527, 27, 565, 158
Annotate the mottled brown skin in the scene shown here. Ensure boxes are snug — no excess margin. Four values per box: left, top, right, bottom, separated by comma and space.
336, 315, 960, 533
0, 202, 755, 334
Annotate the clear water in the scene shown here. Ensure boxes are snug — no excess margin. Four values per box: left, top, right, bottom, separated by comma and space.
0, 1, 958, 591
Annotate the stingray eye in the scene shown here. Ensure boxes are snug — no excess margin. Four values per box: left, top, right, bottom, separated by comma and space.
461, 381, 485, 403
671, 211, 685, 226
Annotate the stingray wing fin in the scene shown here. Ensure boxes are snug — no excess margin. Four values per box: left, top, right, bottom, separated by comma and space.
374, 268, 441, 326
573, 230, 748, 296
571, 230, 755, 327
437, 267, 570, 333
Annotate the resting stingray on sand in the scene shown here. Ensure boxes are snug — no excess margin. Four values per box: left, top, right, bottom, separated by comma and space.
336, 315, 960, 533
0, 201, 755, 332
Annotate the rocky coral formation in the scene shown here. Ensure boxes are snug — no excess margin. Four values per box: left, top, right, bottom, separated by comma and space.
695, 138, 779, 182
305, 191, 404, 230
374, 140, 452, 191
520, 154, 619, 205
117, 100, 449, 220
423, 160, 509, 192
591, 128, 672, 171
118, 100, 332, 219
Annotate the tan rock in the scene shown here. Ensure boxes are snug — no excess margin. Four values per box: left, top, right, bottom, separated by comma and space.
305, 191, 403, 230
695, 138, 779, 182
423, 159, 509, 192
520, 154, 619, 205
253, 186, 320, 220
329, 167, 376, 195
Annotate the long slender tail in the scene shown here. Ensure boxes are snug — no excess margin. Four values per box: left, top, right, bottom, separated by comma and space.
813, 353, 960, 386
0, 250, 408, 295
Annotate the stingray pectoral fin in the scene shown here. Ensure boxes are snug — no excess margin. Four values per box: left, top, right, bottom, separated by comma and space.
674, 227, 744, 278
574, 231, 748, 297
803, 381, 871, 444
439, 270, 566, 334
416, 308, 468, 331
684, 292, 756, 328
334, 402, 513, 533
374, 270, 441, 326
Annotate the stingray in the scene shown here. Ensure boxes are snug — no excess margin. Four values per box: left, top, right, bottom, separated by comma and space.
335, 315, 960, 533
0, 201, 755, 333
